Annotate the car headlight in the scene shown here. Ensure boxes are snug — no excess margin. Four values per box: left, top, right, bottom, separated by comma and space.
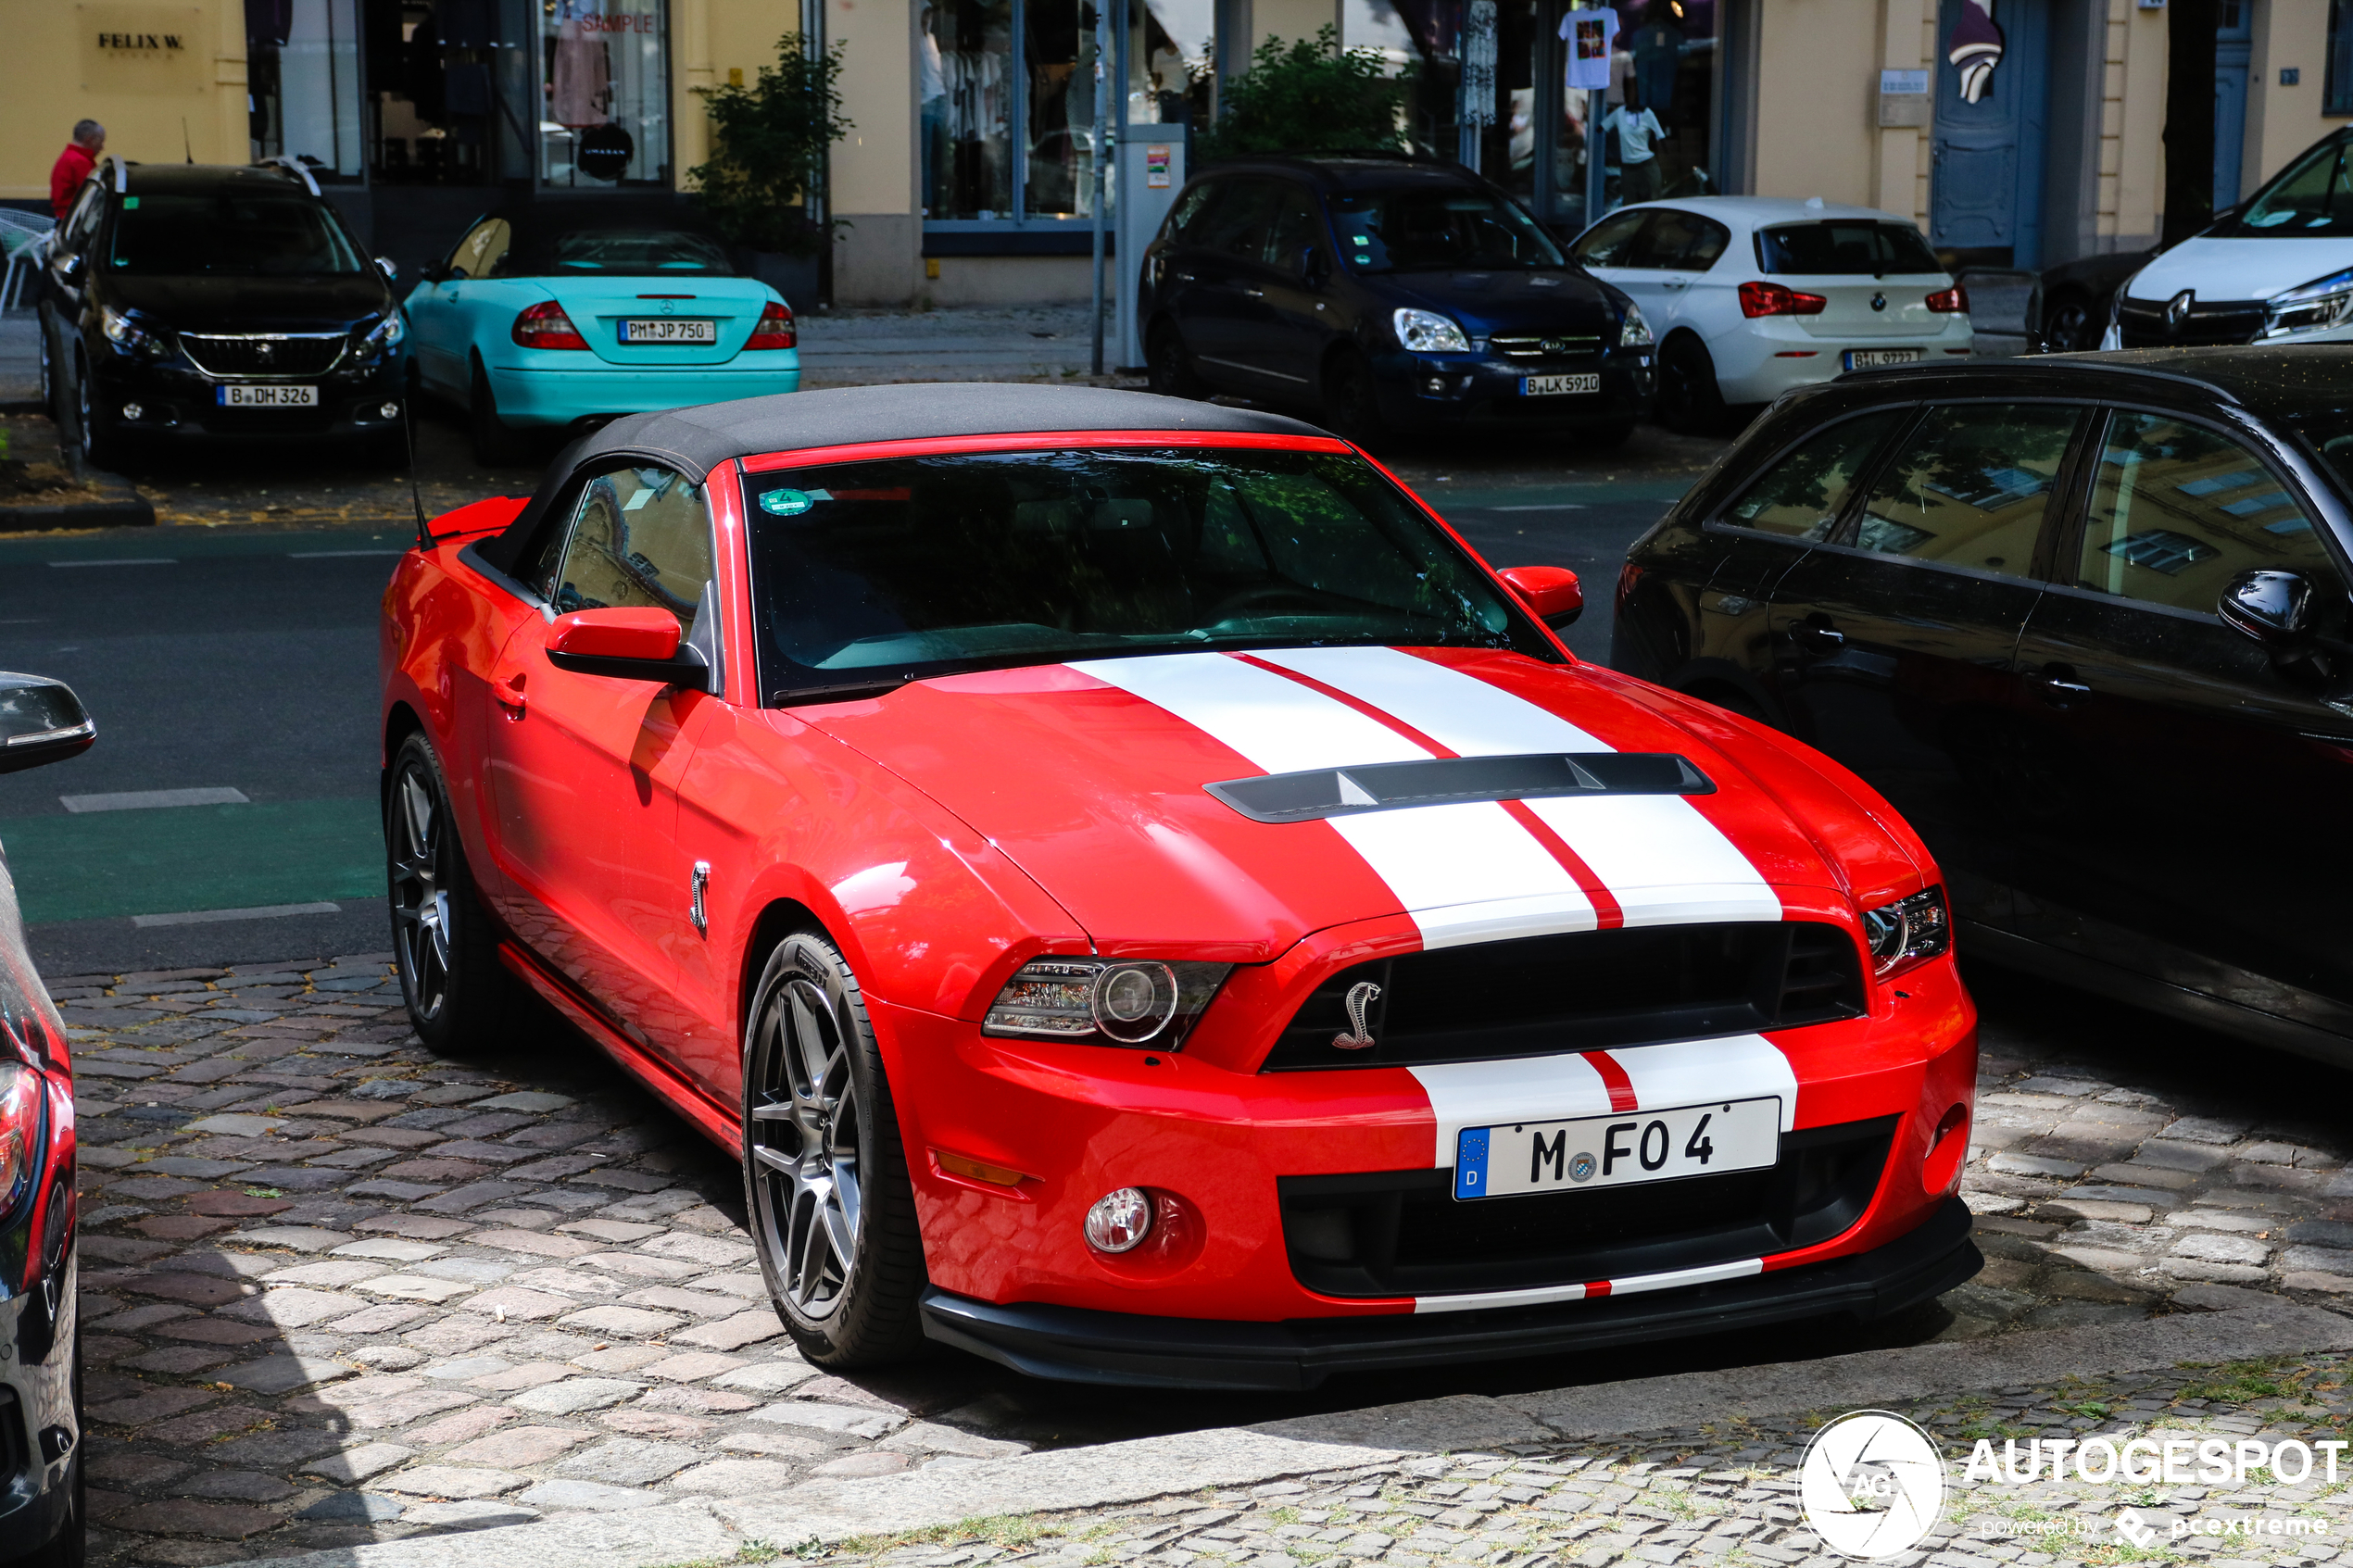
0, 1061, 40, 1215
1619, 301, 1655, 348
982, 956, 1231, 1047
1393, 307, 1471, 354
98, 306, 157, 355
360, 310, 407, 354
2265, 268, 2353, 339
1860, 885, 1951, 979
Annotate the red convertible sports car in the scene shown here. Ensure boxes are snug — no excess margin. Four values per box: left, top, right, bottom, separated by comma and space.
380, 384, 1980, 1388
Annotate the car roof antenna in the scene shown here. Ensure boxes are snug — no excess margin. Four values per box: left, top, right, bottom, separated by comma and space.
407, 408, 431, 552
182, 119, 194, 164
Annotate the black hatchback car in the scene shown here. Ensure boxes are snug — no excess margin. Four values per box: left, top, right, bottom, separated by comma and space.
37, 158, 408, 469
1137, 157, 1655, 445
1612, 347, 2353, 1063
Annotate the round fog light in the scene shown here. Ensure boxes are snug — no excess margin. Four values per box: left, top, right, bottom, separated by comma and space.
380, 401, 400, 420
120, 403, 143, 421
1084, 1187, 1152, 1253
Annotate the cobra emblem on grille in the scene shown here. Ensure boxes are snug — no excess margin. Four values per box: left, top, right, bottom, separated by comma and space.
1332, 980, 1382, 1050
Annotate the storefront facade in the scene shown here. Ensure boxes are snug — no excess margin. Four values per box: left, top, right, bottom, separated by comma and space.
4, 0, 2348, 310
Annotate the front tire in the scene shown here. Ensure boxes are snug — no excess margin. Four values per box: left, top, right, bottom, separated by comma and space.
1146, 320, 1206, 399
1655, 333, 1729, 436
742, 931, 926, 1368
72, 351, 120, 472
1322, 347, 1390, 451
385, 732, 533, 1057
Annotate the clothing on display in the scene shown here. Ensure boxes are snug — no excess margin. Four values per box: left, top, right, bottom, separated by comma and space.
552, 2, 612, 128
1559, 6, 1619, 91
1604, 103, 1664, 164
1627, 21, 1679, 114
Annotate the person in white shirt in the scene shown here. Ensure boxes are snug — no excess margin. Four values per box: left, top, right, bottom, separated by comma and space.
1604, 81, 1668, 203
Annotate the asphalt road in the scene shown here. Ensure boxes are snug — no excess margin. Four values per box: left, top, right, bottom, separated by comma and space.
3, 412, 1705, 976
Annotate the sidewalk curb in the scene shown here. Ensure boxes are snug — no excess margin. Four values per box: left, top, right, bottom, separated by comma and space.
232, 1304, 2353, 1568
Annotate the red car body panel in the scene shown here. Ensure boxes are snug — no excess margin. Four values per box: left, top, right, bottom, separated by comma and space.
381, 424, 1977, 1352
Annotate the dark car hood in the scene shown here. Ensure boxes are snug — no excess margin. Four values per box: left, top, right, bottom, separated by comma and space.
100, 273, 393, 332
1376, 268, 1621, 336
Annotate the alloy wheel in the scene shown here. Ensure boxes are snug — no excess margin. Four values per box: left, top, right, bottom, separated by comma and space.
386, 761, 452, 1022
74, 356, 95, 465
746, 952, 864, 1321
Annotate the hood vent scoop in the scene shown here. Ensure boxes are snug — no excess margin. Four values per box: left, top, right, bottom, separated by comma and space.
1205, 752, 1714, 824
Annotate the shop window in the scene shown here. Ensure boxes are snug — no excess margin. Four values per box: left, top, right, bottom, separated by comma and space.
248, 0, 365, 178
2330, 0, 2353, 116
540, 0, 671, 187
1130, 0, 1213, 129
923, 0, 1107, 227
361, 0, 535, 187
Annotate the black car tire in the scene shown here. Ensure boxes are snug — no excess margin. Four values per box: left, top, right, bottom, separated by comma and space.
385, 732, 534, 1058
37, 315, 57, 422
1322, 347, 1390, 452
741, 930, 927, 1369
72, 352, 120, 473
1146, 320, 1207, 399
1655, 333, 1729, 436
469, 360, 524, 467
2042, 288, 2100, 353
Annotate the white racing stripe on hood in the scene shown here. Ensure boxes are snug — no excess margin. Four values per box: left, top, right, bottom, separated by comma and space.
1607, 1034, 1800, 1133
1071, 654, 1592, 941
1408, 1052, 1622, 1168
1257, 646, 1779, 922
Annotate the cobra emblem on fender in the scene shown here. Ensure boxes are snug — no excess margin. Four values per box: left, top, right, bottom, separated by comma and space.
1332, 980, 1382, 1049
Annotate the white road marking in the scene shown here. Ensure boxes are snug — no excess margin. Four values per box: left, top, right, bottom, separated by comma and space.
48, 558, 175, 568
61, 787, 250, 814
132, 901, 341, 928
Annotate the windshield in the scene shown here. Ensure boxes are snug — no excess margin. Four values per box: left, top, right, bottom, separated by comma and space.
745, 446, 1552, 698
1756, 221, 1943, 276
541, 228, 736, 275
107, 192, 365, 276
1330, 188, 1565, 273
2289, 410, 2353, 494
2228, 138, 2353, 236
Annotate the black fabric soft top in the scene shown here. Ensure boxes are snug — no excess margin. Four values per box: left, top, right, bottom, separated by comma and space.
472, 383, 1330, 576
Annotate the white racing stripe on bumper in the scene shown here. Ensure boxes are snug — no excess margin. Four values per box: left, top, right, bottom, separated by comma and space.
1607, 1034, 1801, 1133
1251, 647, 1780, 923
1408, 1052, 1621, 1169
1411, 1257, 1765, 1314
1076, 654, 1597, 944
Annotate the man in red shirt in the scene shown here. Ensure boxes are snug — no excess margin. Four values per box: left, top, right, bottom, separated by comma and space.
50, 120, 105, 220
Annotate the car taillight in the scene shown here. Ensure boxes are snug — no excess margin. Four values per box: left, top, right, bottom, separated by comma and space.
1616, 560, 1644, 618
1739, 281, 1828, 318
1926, 284, 1969, 313
745, 301, 796, 350
512, 300, 589, 350
0, 1062, 40, 1215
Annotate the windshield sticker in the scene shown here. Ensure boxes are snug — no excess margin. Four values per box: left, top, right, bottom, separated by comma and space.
761, 488, 826, 516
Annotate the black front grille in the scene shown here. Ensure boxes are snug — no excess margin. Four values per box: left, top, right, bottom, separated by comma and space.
180, 332, 348, 377
199, 405, 336, 434
1262, 922, 1865, 1072
1279, 1116, 1896, 1297
2116, 299, 2264, 348
1491, 333, 1603, 359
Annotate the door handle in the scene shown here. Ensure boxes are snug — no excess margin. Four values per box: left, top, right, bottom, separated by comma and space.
1241, 287, 1265, 298
1172, 270, 1195, 282
2032, 665, 2091, 706
1790, 621, 1845, 654
1662, 279, 1689, 291
496, 671, 526, 717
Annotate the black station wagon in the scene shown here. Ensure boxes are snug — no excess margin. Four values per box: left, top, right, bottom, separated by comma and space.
1611, 347, 2353, 1061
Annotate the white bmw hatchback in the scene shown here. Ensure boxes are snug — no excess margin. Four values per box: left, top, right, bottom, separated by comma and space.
1567, 197, 1972, 432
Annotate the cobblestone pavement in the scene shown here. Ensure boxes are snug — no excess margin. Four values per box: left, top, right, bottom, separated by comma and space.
803, 1354, 2353, 1568
50, 951, 2353, 1567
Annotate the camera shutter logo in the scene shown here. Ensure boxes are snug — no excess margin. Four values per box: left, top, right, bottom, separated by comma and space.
1799, 1411, 1945, 1560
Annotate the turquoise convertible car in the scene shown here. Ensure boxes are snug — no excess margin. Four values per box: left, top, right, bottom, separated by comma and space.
405, 201, 800, 462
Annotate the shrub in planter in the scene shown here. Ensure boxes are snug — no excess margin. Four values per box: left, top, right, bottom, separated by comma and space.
1195, 27, 1408, 162
691, 32, 853, 299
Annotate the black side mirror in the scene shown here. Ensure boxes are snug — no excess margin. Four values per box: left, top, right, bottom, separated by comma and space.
2220, 569, 2317, 655
56, 253, 85, 286
0, 674, 94, 775
375, 257, 399, 283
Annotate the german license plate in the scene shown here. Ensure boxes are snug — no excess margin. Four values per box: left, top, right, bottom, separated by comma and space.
621, 318, 718, 345
1453, 1097, 1780, 1200
1521, 372, 1601, 396
217, 383, 317, 408
1843, 348, 1924, 370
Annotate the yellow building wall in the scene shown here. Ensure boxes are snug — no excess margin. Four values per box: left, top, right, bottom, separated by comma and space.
1256, 0, 1342, 50
1, 0, 247, 203
1751, 0, 1882, 208
2247, 0, 2335, 193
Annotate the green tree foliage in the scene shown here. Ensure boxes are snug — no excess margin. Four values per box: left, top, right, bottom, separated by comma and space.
689, 34, 853, 257
1196, 28, 1407, 162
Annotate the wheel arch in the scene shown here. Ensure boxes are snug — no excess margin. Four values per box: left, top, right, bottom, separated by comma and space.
734, 897, 841, 1048
381, 700, 427, 810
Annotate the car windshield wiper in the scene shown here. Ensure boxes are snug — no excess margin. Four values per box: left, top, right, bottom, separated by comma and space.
768, 676, 915, 706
